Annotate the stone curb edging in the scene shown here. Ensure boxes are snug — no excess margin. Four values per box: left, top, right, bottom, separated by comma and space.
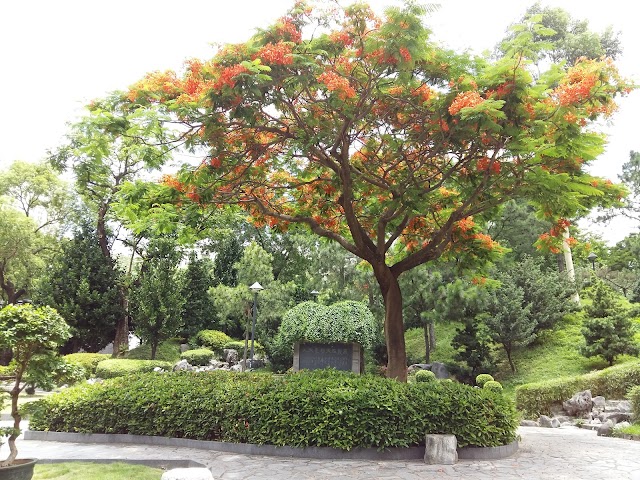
36, 459, 207, 469
24, 430, 518, 461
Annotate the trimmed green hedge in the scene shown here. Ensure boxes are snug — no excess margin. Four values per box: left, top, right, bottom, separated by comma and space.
95, 359, 174, 379
27, 370, 517, 449
63, 353, 112, 379
195, 330, 232, 354
125, 339, 181, 362
180, 349, 214, 366
628, 385, 640, 422
223, 340, 265, 357
516, 361, 640, 418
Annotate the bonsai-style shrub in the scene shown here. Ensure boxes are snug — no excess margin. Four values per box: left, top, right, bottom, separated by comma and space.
415, 370, 436, 382
0, 304, 70, 467
483, 380, 503, 392
476, 373, 495, 387
181, 348, 215, 366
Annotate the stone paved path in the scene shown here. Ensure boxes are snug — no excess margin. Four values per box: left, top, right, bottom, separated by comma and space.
13, 426, 640, 479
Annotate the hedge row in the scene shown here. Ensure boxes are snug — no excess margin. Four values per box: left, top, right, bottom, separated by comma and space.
63, 353, 112, 379
516, 361, 640, 418
27, 370, 517, 449
95, 359, 174, 379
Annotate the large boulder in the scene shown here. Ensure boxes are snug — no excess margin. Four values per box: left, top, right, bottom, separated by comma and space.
223, 349, 239, 366
430, 362, 450, 379
174, 359, 194, 372
563, 390, 593, 417
597, 419, 615, 437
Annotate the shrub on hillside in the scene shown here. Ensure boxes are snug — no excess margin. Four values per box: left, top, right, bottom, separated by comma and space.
516, 361, 640, 418
180, 349, 215, 366
28, 370, 517, 449
476, 374, 494, 387
628, 385, 640, 422
95, 359, 174, 379
195, 330, 233, 355
483, 380, 503, 392
125, 339, 181, 362
223, 340, 264, 357
63, 353, 111, 379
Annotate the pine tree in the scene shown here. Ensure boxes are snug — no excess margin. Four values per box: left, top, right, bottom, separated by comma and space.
180, 252, 216, 340
581, 313, 639, 366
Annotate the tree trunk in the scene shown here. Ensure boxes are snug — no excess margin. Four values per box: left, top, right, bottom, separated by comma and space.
563, 228, 580, 304
150, 339, 158, 360
505, 346, 516, 373
423, 324, 430, 363
428, 321, 436, 350
112, 287, 129, 358
373, 263, 407, 382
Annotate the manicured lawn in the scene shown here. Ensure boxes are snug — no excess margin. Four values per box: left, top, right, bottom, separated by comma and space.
33, 462, 163, 479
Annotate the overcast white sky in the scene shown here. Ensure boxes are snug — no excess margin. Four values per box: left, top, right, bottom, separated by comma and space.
1, 0, 638, 243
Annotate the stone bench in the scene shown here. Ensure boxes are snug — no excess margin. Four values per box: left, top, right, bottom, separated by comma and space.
424, 434, 457, 465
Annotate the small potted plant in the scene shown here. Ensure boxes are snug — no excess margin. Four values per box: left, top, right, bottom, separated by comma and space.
0, 304, 70, 479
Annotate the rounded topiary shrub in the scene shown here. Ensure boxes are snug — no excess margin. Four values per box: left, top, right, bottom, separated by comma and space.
195, 330, 233, 355
181, 348, 215, 366
223, 340, 264, 357
270, 301, 379, 372
483, 380, 503, 392
476, 373, 494, 387
28, 370, 518, 449
415, 370, 436, 382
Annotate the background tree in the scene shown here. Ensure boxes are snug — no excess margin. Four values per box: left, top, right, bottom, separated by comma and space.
37, 223, 124, 353
50, 93, 173, 353
484, 275, 535, 373
179, 251, 216, 340
451, 318, 495, 382
130, 238, 184, 359
581, 313, 638, 366
127, 2, 630, 380
213, 235, 242, 287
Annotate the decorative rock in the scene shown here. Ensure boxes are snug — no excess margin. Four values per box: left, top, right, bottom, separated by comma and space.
520, 420, 539, 427
563, 390, 593, 417
180, 343, 190, 353
539, 415, 554, 428
173, 359, 194, 372
616, 421, 631, 430
430, 362, 450, 379
161, 467, 214, 480
551, 418, 561, 428
597, 419, 615, 437
230, 364, 243, 372
223, 349, 239, 366
592, 396, 606, 412
599, 412, 631, 424
407, 364, 430, 374
605, 400, 632, 413
424, 434, 457, 465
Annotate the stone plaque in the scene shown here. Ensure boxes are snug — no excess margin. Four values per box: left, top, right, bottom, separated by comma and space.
294, 342, 363, 373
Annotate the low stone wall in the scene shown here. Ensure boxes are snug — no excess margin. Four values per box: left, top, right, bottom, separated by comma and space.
25, 430, 518, 462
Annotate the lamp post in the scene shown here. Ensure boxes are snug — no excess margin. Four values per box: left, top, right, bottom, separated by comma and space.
587, 252, 597, 271
310, 290, 320, 302
249, 282, 264, 368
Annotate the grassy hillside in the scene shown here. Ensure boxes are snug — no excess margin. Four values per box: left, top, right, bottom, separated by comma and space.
405, 310, 640, 398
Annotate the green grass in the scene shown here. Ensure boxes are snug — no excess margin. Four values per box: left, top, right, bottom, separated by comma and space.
1, 392, 49, 415
125, 339, 182, 362
33, 462, 163, 479
405, 310, 640, 399
405, 323, 459, 365
615, 423, 640, 436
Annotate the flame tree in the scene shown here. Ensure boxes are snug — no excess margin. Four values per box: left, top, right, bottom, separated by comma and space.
125, 2, 630, 381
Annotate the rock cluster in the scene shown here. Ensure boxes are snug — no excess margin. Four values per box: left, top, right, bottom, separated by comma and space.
520, 389, 633, 436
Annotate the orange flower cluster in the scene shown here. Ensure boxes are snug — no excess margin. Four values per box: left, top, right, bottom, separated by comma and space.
318, 70, 356, 99
275, 17, 302, 43
456, 216, 475, 232
254, 42, 294, 65
549, 218, 571, 237
412, 84, 431, 103
399, 47, 411, 63
477, 157, 501, 174
213, 64, 249, 91
448, 91, 484, 115
473, 232, 497, 250
329, 31, 352, 46
161, 174, 184, 192
554, 69, 597, 106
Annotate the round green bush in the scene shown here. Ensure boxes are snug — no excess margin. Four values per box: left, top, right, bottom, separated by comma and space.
195, 330, 233, 354
483, 380, 503, 392
181, 348, 215, 366
63, 353, 111, 379
415, 370, 436, 382
475, 373, 494, 387
28, 370, 518, 449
